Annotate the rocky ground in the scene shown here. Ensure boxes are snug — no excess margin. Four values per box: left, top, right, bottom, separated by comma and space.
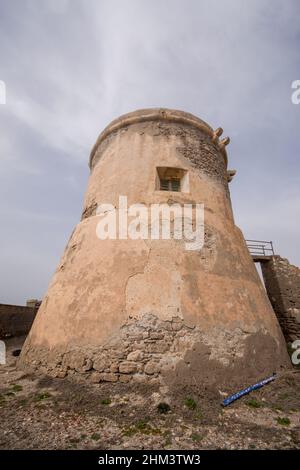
0, 336, 299, 450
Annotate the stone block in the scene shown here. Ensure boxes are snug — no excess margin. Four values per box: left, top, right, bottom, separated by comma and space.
144, 361, 160, 375
127, 350, 143, 361
119, 361, 137, 374
99, 373, 119, 382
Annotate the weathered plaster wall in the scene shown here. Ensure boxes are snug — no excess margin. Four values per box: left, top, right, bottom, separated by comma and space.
21, 313, 286, 389
261, 256, 300, 343
20, 108, 290, 388
0, 304, 37, 338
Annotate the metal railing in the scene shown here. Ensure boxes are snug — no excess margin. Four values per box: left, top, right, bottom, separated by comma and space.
246, 239, 274, 258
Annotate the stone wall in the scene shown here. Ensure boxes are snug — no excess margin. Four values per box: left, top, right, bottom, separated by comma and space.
20, 312, 288, 389
0, 304, 38, 339
261, 256, 300, 343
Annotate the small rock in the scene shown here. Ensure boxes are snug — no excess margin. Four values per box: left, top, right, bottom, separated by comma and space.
127, 350, 143, 361
82, 358, 93, 372
110, 362, 119, 373
99, 373, 119, 382
144, 361, 159, 375
171, 322, 182, 331
147, 342, 169, 353
133, 373, 146, 383
149, 332, 165, 340
93, 358, 108, 372
119, 375, 132, 383
90, 372, 101, 383
119, 362, 137, 374
56, 370, 67, 378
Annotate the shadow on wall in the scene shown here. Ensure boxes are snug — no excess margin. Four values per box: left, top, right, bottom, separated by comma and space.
0, 300, 40, 340
259, 256, 300, 345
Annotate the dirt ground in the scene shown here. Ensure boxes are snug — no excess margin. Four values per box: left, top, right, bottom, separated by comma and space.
0, 336, 299, 450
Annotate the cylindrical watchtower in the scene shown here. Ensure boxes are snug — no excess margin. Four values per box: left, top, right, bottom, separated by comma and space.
20, 109, 290, 388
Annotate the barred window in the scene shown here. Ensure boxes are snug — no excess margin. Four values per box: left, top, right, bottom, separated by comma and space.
156, 167, 189, 193
160, 178, 181, 192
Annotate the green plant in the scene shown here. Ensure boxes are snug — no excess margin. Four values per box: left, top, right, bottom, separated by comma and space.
276, 417, 291, 426
246, 399, 262, 408
157, 402, 171, 414
163, 429, 172, 446
279, 393, 289, 400
164, 437, 172, 447
122, 426, 137, 437
100, 398, 111, 405
195, 409, 203, 420
123, 418, 161, 437
11, 384, 23, 392
184, 397, 197, 410
136, 419, 149, 431
191, 433, 202, 442
34, 392, 51, 401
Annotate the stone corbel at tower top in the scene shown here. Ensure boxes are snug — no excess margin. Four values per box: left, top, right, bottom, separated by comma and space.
227, 169, 236, 182
212, 127, 223, 144
219, 136, 230, 151
212, 128, 230, 150
211, 127, 230, 168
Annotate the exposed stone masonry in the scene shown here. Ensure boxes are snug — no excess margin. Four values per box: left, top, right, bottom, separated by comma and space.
91, 120, 228, 187
20, 311, 287, 387
154, 121, 228, 187
261, 256, 300, 343
21, 314, 194, 382
20, 313, 225, 381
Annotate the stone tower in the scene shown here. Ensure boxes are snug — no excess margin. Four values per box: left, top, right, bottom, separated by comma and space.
20, 108, 290, 388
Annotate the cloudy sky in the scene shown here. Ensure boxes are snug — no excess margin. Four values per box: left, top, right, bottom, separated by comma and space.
0, 0, 299, 304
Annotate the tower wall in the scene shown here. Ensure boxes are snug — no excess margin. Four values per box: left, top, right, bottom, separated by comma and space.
20, 109, 290, 388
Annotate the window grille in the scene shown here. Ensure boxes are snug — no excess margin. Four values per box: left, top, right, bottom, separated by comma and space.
160, 178, 181, 192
